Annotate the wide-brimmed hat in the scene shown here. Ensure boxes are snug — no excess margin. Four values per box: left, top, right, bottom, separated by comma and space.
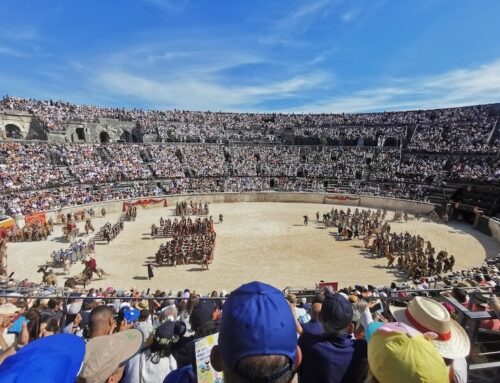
79, 329, 143, 383
137, 300, 149, 310
0, 303, 19, 315
390, 296, 470, 359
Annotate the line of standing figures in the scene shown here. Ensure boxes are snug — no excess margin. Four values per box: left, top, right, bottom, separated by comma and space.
175, 200, 209, 216
152, 216, 215, 238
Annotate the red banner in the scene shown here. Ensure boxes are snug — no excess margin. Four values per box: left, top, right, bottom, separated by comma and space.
122, 198, 168, 212
317, 282, 339, 291
324, 195, 360, 201
25, 212, 46, 226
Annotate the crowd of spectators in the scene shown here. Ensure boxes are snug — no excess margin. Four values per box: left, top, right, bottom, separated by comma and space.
2, 139, 499, 216
0, 256, 498, 382
1, 96, 499, 216
2, 97, 498, 152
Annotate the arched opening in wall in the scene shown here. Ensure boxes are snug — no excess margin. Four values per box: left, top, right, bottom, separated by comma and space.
120, 131, 131, 143
100, 131, 110, 143
76, 127, 85, 140
5, 124, 22, 139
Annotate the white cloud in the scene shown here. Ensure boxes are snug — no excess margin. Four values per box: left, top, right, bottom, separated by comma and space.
291, 59, 500, 113
0, 46, 29, 58
140, 0, 190, 12
94, 71, 328, 111
286, 0, 333, 24
260, 0, 337, 47
341, 10, 360, 23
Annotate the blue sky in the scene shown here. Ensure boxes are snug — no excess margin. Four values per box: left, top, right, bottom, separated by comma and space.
1, 0, 499, 113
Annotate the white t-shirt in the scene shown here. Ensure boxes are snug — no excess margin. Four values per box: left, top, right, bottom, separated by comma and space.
123, 349, 177, 383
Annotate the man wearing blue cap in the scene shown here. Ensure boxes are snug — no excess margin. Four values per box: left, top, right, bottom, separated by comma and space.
210, 281, 302, 383
298, 292, 367, 383
0, 334, 86, 383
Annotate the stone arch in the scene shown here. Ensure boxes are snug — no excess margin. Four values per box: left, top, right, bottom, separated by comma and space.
120, 130, 131, 143
99, 131, 110, 143
5, 124, 22, 139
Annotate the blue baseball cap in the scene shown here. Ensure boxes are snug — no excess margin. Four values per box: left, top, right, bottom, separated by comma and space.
0, 334, 85, 383
320, 292, 354, 329
219, 281, 297, 373
122, 307, 140, 322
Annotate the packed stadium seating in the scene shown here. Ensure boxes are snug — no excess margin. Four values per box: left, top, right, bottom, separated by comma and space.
1, 96, 499, 217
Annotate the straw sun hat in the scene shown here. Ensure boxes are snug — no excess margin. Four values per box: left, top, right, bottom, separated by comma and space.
389, 296, 470, 359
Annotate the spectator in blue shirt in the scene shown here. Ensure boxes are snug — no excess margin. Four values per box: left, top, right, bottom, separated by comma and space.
298, 292, 367, 383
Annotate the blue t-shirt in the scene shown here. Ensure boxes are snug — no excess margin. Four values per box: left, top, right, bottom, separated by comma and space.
298, 332, 367, 383
301, 319, 324, 336
164, 365, 196, 383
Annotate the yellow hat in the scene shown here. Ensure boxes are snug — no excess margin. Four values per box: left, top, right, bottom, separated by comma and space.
368, 329, 448, 383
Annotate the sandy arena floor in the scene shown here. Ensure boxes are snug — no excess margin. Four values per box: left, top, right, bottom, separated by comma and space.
6, 202, 500, 293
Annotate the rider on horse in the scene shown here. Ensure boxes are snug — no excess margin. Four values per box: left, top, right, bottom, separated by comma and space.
87, 257, 97, 273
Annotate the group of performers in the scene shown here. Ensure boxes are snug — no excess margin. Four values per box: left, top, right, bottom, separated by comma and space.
152, 216, 215, 238
154, 216, 216, 268
96, 220, 124, 243
175, 200, 209, 216
3, 221, 53, 242
316, 207, 384, 240
125, 206, 138, 221
155, 233, 216, 268
313, 207, 457, 280
0, 239, 7, 276
50, 239, 95, 265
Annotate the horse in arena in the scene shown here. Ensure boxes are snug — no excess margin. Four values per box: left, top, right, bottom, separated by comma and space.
62, 223, 79, 242
64, 267, 93, 289
37, 264, 57, 286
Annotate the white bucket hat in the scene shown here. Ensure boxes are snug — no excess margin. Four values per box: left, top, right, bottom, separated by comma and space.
390, 296, 470, 359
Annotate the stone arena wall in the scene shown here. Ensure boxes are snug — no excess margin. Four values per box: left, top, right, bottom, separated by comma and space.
17, 192, 500, 244
40, 192, 436, 219
488, 218, 500, 244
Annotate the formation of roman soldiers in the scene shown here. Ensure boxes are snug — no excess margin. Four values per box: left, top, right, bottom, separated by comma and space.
95, 220, 124, 243
370, 229, 456, 279
316, 207, 456, 280
175, 201, 209, 216
318, 207, 384, 240
4, 221, 53, 242
152, 216, 215, 238
125, 206, 138, 221
155, 216, 216, 268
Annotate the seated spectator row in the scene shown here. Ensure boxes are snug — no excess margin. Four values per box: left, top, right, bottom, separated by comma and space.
2, 96, 498, 152
1, 142, 498, 195
0, 257, 498, 382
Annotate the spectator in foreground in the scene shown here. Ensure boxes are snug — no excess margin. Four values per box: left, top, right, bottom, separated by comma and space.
298, 292, 367, 383
365, 322, 448, 383
390, 296, 471, 382
210, 281, 301, 383
0, 334, 86, 383
78, 329, 143, 383
123, 321, 180, 382
301, 301, 324, 336
88, 305, 116, 339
